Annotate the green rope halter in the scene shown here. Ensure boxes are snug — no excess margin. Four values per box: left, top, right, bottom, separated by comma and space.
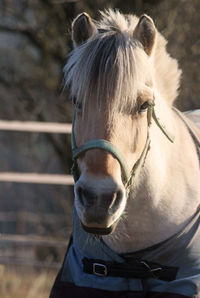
71, 106, 174, 191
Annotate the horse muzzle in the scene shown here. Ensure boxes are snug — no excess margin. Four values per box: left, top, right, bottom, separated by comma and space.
74, 182, 126, 235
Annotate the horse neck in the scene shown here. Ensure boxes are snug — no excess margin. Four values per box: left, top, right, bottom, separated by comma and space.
103, 98, 200, 253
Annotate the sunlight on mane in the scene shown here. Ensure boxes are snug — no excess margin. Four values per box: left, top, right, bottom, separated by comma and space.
64, 9, 181, 116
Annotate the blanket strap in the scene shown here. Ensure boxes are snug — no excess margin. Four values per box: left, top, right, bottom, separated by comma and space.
83, 257, 178, 282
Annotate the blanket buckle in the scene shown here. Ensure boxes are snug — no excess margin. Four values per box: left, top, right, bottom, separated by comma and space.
93, 263, 107, 277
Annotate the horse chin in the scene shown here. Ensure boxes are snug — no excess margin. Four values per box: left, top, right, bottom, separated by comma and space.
81, 220, 119, 235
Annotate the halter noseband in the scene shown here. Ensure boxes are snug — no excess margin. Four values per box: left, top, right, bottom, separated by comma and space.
71, 106, 174, 192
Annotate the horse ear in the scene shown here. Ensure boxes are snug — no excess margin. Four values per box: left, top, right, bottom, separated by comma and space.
134, 15, 156, 56
72, 13, 97, 47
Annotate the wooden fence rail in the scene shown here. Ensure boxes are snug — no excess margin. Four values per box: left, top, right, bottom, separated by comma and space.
0, 120, 72, 133
0, 234, 68, 248
0, 120, 74, 184
0, 120, 73, 267
0, 211, 69, 223
0, 172, 74, 184
0, 256, 61, 269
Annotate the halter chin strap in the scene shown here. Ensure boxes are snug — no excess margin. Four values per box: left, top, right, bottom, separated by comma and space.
71, 106, 174, 191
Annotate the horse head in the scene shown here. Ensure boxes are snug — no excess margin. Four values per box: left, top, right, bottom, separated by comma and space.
64, 11, 175, 235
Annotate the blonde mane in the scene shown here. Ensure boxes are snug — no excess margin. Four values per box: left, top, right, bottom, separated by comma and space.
64, 9, 182, 113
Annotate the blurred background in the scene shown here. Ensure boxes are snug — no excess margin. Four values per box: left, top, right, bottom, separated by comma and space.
0, 0, 199, 297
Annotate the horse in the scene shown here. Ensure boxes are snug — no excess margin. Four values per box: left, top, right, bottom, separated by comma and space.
50, 9, 200, 298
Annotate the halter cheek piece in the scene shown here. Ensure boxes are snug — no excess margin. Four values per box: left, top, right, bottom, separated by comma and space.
71, 106, 175, 192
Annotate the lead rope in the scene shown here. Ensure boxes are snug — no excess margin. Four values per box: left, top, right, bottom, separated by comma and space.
125, 133, 150, 195
125, 106, 175, 194
152, 107, 175, 143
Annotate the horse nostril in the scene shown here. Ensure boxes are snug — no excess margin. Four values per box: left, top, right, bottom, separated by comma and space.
116, 189, 123, 205
76, 184, 124, 211
77, 186, 97, 207
109, 189, 123, 211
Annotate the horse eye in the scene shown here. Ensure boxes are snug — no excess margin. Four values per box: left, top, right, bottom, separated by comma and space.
139, 101, 150, 113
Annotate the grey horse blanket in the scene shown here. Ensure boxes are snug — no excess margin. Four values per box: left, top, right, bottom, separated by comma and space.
50, 110, 200, 298
50, 206, 200, 298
